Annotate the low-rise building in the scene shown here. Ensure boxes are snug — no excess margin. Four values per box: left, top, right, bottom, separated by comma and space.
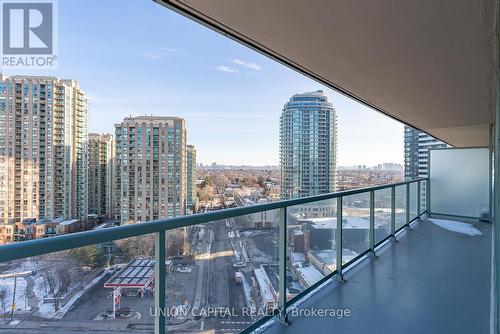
307, 249, 358, 276
0, 217, 95, 244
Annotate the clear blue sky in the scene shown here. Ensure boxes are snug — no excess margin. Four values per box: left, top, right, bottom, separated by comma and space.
1, 0, 404, 166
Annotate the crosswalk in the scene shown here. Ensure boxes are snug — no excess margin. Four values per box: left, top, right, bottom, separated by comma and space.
220, 321, 253, 325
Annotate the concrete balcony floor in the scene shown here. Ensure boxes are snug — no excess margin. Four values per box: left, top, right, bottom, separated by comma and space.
261, 216, 492, 334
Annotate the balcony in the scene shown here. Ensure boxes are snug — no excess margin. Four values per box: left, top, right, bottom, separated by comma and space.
261, 215, 491, 334
0, 1, 498, 333
1, 176, 492, 333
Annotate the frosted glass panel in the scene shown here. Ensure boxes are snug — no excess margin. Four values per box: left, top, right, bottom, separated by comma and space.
429, 148, 489, 218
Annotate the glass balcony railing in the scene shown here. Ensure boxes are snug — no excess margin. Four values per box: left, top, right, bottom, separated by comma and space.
0, 178, 426, 333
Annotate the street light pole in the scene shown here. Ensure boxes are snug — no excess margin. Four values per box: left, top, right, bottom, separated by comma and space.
10, 274, 16, 322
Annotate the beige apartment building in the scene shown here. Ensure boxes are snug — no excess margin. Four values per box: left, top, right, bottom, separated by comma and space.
0, 75, 88, 224
88, 133, 115, 219
114, 116, 187, 224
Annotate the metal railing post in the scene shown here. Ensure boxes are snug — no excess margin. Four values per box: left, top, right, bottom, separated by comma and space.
426, 179, 431, 217
391, 186, 397, 242
155, 231, 166, 334
369, 190, 377, 257
278, 206, 289, 323
335, 196, 346, 282
417, 181, 421, 217
406, 183, 412, 230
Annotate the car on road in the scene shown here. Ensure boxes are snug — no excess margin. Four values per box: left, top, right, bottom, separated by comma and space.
176, 266, 192, 273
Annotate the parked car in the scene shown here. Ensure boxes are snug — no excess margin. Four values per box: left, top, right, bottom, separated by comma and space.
176, 266, 192, 274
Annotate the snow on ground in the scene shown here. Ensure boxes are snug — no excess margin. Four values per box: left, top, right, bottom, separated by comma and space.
296, 265, 324, 288
37, 270, 107, 319
32, 273, 47, 305
0, 276, 29, 312
253, 266, 276, 305
198, 228, 205, 242
240, 274, 256, 312
429, 218, 482, 236
240, 241, 250, 263
291, 252, 305, 263
241, 230, 268, 237
231, 241, 242, 262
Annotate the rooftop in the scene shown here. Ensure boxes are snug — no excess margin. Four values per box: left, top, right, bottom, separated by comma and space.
300, 216, 382, 229
104, 258, 155, 288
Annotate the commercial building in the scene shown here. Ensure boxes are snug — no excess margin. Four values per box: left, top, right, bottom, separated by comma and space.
114, 116, 187, 224
88, 133, 115, 219
0, 75, 88, 224
404, 126, 448, 179
280, 90, 337, 199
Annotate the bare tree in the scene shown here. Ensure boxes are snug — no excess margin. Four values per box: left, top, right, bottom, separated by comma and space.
42, 268, 66, 312
0, 286, 7, 324
214, 174, 228, 191
197, 184, 215, 202
40, 254, 76, 312
168, 230, 185, 256
115, 235, 155, 261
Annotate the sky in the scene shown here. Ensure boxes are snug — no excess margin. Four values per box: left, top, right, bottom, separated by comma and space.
1, 0, 404, 166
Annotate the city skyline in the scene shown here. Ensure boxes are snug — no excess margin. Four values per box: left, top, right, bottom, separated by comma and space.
0, 0, 404, 167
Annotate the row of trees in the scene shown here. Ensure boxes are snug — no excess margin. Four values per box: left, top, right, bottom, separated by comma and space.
115, 230, 186, 262
196, 169, 280, 203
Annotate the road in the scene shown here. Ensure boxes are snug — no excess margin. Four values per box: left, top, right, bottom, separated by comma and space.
201, 219, 253, 333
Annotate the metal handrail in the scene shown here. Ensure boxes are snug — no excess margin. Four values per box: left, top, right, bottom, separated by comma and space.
0, 177, 428, 334
0, 177, 426, 262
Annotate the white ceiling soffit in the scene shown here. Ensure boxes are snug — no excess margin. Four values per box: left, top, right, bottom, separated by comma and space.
158, 0, 497, 147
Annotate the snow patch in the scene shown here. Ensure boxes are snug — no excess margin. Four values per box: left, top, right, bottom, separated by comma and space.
0, 276, 29, 312
429, 218, 482, 236
37, 270, 107, 319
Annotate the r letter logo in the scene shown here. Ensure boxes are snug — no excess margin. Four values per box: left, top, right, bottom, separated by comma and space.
1, 1, 58, 68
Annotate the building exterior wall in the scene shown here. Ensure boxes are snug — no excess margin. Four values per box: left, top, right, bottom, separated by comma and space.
88, 133, 114, 219
0, 75, 88, 224
404, 126, 448, 179
114, 116, 187, 225
280, 90, 337, 199
186, 144, 197, 209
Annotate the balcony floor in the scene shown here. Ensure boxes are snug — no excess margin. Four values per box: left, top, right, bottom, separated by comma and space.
261, 216, 492, 334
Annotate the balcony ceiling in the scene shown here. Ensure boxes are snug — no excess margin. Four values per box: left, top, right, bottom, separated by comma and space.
160, 0, 497, 147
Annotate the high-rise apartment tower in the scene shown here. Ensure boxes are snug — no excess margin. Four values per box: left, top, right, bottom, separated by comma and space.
404, 126, 448, 179
0, 75, 88, 223
88, 133, 114, 219
280, 90, 337, 199
114, 116, 187, 224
